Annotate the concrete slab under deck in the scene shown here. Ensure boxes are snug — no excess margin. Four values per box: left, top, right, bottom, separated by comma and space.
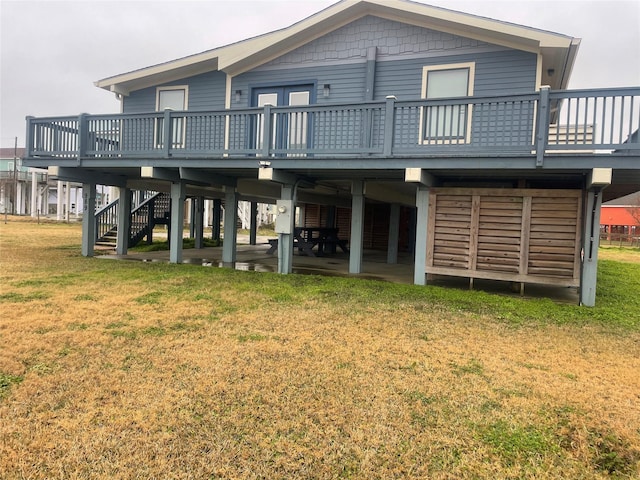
97, 240, 580, 304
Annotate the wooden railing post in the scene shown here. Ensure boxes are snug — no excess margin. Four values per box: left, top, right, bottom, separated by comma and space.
78, 113, 89, 162
262, 104, 272, 157
163, 109, 172, 158
383, 95, 397, 157
25, 116, 34, 156
536, 86, 550, 167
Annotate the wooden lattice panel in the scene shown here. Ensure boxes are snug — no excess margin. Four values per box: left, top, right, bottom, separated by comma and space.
430, 195, 472, 270
426, 188, 582, 287
528, 195, 582, 280
476, 195, 523, 274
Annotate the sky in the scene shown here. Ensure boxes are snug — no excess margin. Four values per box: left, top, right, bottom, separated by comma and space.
1, 0, 639, 148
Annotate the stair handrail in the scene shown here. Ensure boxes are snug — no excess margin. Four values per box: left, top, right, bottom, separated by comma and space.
95, 198, 119, 241
95, 191, 171, 247
129, 191, 171, 247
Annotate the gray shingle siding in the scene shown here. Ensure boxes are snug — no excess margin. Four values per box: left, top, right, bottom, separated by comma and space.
261, 15, 492, 67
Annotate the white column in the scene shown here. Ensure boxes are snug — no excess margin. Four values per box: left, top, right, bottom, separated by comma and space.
56, 181, 64, 220
31, 171, 38, 217
64, 181, 71, 221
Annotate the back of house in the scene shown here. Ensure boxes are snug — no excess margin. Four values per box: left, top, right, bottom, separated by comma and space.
24, 0, 640, 306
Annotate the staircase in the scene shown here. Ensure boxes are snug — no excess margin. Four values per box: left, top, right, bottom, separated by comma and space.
95, 192, 171, 249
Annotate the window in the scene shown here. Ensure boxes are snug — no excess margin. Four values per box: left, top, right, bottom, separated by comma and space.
421, 63, 474, 144
287, 91, 310, 153
155, 86, 188, 149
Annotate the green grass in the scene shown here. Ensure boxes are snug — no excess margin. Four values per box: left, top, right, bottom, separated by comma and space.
0, 372, 24, 399
478, 420, 558, 468
9, 240, 639, 330
0, 291, 50, 302
130, 237, 221, 252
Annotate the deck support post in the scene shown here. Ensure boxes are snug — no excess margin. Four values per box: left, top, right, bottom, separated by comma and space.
277, 185, 296, 274
249, 201, 258, 246
349, 180, 365, 274
116, 186, 131, 255
414, 185, 430, 285
81, 183, 96, 257
189, 199, 196, 238
326, 205, 337, 254
223, 187, 238, 264
580, 188, 604, 306
169, 181, 186, 264
387, 203, 400, 264
193, 196, 205, 249
212, 199, 222, 241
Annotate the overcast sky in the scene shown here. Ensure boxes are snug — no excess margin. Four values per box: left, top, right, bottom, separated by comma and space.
1, 0, 639, 147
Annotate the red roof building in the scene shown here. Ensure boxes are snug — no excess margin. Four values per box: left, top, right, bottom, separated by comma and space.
601, 191, 640, 241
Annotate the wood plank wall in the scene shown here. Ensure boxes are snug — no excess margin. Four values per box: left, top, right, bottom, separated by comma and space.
426, 188, 582, 287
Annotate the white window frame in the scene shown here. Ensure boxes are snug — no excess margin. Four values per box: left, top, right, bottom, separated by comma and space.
156, 85, 189, 111
420, 62, 475, 145
155, 86, 189, 149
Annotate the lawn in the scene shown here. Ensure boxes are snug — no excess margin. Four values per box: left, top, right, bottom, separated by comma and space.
1, 217, 639, 479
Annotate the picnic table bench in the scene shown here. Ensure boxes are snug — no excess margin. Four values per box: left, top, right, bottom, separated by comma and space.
266, 227, 349, 257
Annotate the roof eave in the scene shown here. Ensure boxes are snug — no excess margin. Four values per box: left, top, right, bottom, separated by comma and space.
95, 55, 220, 96
96, 0, 580, 95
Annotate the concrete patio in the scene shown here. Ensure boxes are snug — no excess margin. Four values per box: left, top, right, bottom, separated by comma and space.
97, 237, 580, 304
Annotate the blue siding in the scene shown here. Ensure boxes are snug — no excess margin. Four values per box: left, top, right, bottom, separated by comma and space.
233, 63, 366, 106
123, 71, 227, 113
374, 49, 537, 100
236, 49, 536, 106
121, 15, 539, 150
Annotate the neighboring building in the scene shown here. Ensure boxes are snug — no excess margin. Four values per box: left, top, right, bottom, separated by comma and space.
0, 147, 84, 218
23, 0, 640, 305
601, 191, 640, 242
0, 147, 46, 216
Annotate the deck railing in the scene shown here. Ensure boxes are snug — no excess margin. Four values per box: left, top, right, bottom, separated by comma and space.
26, 87, 640, 160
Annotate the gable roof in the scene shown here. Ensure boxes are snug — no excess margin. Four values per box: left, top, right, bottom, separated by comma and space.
96, 0, 580, 96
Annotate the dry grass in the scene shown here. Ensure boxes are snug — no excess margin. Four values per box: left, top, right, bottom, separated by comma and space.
1, 217, 639, 479
599, 245, 640, 265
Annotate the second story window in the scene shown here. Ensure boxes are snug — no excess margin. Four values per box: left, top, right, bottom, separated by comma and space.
157, 87, 187, 111
421, 63, 475, 144
156, 86, 188, 149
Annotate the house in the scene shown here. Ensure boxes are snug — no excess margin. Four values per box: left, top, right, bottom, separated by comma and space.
0, 147, 84, 219
0, 147, 50, 216
22, 0, 640, 306
600, 191, 640, 244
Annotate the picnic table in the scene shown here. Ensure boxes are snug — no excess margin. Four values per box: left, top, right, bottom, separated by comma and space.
266, 227, 349, 256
